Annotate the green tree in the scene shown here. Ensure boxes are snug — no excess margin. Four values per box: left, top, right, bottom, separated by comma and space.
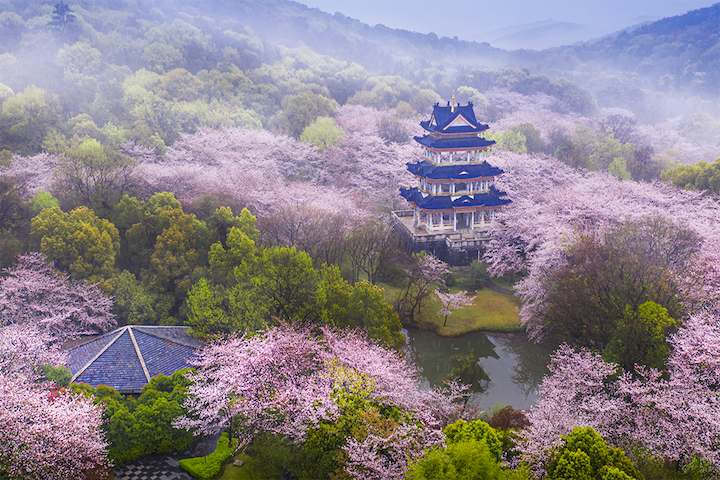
345, 281, 404, 349
54, 139, 137, 215
31, 206, 120, 290
242, 246, 319, 322
112, 270, 158, 325
281, 91, 338, 138
537, 217, 698, 364
0, 86, 62, 154
186, 277, 234, 338
299, 116, 345, 150
510, 123, 544, 154
547, 427, 642, 480
603, 302, 677, 372
407, 438, 524, 480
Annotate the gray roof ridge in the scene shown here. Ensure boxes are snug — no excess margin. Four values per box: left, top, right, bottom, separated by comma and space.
70, 327, 127, 382
127, 327, 151, 383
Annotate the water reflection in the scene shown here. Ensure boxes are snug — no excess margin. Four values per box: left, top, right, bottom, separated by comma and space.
405, 328, 556, 410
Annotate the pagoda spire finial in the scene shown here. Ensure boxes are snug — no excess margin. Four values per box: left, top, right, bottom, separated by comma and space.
451, 90, 456, 112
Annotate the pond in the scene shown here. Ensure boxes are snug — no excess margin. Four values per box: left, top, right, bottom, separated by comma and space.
404, 327, 556, 410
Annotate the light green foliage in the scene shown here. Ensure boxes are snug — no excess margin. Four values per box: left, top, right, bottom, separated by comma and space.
208, 227, 257, 282
299, 367, 404, 479
57, 42, 102, 76
347, 74, 439, 112
0, 86, 62, 154
395, 100, 417, 118
604, 301, 677, 372
680, 112, 720, 144
547, 427, 642, 480
54, 139, 137, 215
186, 278, 233, 338
590, 132, 634, 171
0, 83, 14, 102
40, 128, 69, 154
609, 157, 632, 180
553, 449, 594, 480
150, 213, 210, 296
299, 116, 345, 150
31, 206, 120, 290
180, 432, 239, 480
661, 158, 720, 194
281, 91, 338, 138
509, 123, 544, 154
142, 42, 182, 73
407, 438, 526, 480
443, 419, 503, 461
316, 264, 352, 325
484, 129, 527, 154
346, 281, 404, 349
455, 86, 490, 112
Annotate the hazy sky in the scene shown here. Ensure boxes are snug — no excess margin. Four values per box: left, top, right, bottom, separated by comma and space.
299, 0, 717, 48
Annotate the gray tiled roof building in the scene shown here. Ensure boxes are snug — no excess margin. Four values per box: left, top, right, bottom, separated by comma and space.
66, 326, 204, 394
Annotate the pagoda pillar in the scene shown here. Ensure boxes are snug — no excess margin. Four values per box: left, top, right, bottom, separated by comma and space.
481, 211, 485, 228
428, 212, 433, 231
440, 213, 444, 230
453, 211, 457, 231
471, 211, 475, 230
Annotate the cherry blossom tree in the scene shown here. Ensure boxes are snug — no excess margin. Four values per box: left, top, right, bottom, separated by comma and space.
521, 310, 720, 478
484, 152, 720, 341
435, 290, 475, 327
0, 308, 111, 479
0, 253, 115, 342
0, 372, 111, 480
176, 323, 464, 478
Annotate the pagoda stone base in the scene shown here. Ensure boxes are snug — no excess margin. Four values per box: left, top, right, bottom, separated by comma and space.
391, 210, 490, 266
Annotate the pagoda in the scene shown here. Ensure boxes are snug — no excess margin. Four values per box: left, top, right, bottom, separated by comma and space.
394, 94, 511, 264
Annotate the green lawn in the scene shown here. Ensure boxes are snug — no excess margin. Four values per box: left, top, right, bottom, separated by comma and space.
380, 282, 523, 337
428, 287, 523, 336
216, 453, 264, 480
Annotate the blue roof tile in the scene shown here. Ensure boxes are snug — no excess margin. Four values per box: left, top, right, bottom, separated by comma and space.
66, 326, 203, 394
400, 187, 512, 211
414, 135, 495, 150
407, 160, 504, 180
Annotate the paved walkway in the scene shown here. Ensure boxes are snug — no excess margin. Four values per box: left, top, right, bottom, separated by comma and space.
113, 455, 192, 480
483, 279, 514, 296
113, 434, 222, 480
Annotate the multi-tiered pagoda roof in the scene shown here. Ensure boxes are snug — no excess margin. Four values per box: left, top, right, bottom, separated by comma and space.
399, 97, 510, 232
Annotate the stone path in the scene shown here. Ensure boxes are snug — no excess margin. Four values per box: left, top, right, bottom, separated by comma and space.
113, 455, 192, 480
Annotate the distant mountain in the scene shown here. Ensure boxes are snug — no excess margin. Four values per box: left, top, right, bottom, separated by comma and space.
570, 3, 720, 95
489, 21, 591, 51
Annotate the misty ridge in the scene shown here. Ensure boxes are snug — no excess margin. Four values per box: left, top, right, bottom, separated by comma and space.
0, 0, 719, 189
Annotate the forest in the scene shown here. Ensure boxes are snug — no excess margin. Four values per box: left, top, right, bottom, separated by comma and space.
1, 0, 720, 479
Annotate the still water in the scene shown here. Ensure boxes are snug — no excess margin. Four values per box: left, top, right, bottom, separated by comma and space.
405, 328, 556, 410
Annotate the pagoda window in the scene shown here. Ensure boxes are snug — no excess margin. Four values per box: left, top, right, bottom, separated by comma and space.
456, 182, 467, 193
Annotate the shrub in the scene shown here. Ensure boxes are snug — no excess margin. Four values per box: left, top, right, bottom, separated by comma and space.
179, 432, 238, 480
